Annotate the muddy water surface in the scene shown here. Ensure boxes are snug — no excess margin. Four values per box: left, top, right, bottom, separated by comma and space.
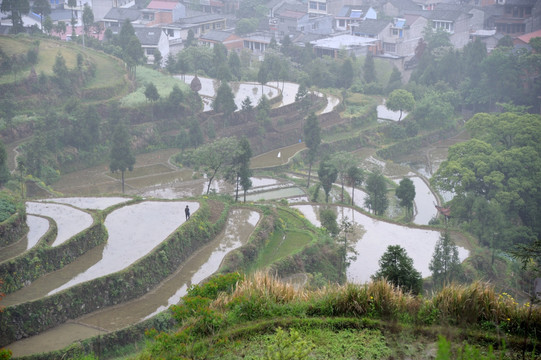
0, 215, 49, 263
292, 204, 469, 283
26, 202, 93, 247
49, 201, 199, 295
6, 209, 260, 358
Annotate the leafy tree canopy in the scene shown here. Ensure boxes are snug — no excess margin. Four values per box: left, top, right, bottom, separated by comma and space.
372, 245, 423, 294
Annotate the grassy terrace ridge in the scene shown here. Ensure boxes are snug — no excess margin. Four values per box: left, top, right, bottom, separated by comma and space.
0, 35, 126, 91
134, 273, 540, 360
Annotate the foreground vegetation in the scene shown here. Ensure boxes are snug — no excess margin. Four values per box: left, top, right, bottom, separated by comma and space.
133, 273, 540, 359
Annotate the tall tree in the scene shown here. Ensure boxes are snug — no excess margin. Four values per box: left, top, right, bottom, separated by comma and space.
213, 81, 237, 124
318, 156, 338, 203
193, 137, 238, 194
67, 0, 76, 38
234, 137, 252, 202
109, 121, 135, 194
1, 0, 30, 33
363, 52, 376, 83
330, 151, 356, 203
395, 177, 415, 218
0, 140, 10, 185
346, 165, 364, 206
372, 245, 423, 294
364, 171, 388, 216
338, 58, 354, 89
229, 51, 242, 80
303, 112, 320, 188
429, 231, 461, 289
32, 0, 50, 30
82, 3, 94, 36
386, 89, 415, 121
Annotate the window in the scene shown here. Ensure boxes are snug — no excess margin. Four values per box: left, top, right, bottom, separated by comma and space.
319, 2, 326, 11
167, 29, 174, 36
309, 1, 317, 9
392, 28, 398, 35
216, 23, 221, 29
312, 22, 319, 29
383, 42, 396, 53
339, 19, 345, 27
146, 48, 155, 55
205, 24, 210, 29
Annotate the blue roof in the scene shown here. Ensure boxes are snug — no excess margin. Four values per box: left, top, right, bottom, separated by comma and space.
350, 11, 362, 18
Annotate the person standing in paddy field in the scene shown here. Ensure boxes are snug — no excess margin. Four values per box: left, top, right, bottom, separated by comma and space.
185, 205, 190, 220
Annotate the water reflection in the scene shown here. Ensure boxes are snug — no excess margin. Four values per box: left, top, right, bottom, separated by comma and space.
49, 201, 199, 295
0, 216, 49, 263
292, 204, 468, 284
26, 202, 93, 247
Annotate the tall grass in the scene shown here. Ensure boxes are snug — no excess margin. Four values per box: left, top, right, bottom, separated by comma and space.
212, 273, 540, 337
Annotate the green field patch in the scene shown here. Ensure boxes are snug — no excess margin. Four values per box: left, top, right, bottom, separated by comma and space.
251, 142, 306, 169
253, 229, 312, 270
107, 164, 175, 180
120, 67, 190, 106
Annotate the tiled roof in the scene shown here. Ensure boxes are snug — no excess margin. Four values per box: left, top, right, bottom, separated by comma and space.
147, 0, 180, 10
134, 26, 163, 45
103, 8, 142, 21
351, 19, 390, 35
200, 30, 234, 41
517, 29, 541, 43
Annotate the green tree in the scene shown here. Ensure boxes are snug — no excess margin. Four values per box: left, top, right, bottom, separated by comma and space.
386, 89, 415, 121
229, 51, 241, 80
32, 0, 50, 30
144, 82, 160, 102
213, 81, 237, 124
338, 58, 354, 89
124, 36, 144, 79
318, 156, 338, 203
303, 112, 320, 188
167, 84, 184, 112
109, 121, 135, 194
42, 15, 53, 35
429, 231, 461, 289
364, 171, 388, 216
235, 18, 258, 35
54, 21, 67, 36
241, 96, 253, 112
185, 29, 195, 47
193, 137, 238, 194
363, 52, 376, 83
395, 177, 415, 218
346, 165, 364, 206
372, 245, 423, 294
386, 67, 402, 94
1, 0, 30, 33
52, 52, 70, 94
0, 140, 10, 185
330, 151, 356, 203
82, 3, 94, 35
153, 48, 162, 68
319, 207, 338, 236
231, 137, 252, 202
188, 117, 203, 147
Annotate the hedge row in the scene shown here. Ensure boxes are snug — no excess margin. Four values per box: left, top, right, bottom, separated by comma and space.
0, 211, 28, 248
219, 207, 277, 274
0, 213, 105, 295
0, 199, 230, 347
375, 124, 459, 160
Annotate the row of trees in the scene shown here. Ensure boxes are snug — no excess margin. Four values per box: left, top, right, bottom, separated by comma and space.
411, 27, 541, 111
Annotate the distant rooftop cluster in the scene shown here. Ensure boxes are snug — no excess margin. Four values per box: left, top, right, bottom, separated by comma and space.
1, 0, 539, 66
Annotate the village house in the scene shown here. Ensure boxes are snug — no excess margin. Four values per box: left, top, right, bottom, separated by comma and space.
198, 30, 243, 50
380, 14, 427, 57
334, 5, 377, 32
134, 26, 170, 65
142, 0, 186, 26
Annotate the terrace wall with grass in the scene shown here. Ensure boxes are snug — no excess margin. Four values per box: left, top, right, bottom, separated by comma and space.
0, 199, 230, 347
0, 212, 106, 295
0, 211, 28, 248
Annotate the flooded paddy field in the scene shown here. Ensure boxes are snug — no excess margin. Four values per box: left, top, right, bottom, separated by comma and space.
0, 215, 49, 263
5, 208, 259, 357
292, 204, 469, 284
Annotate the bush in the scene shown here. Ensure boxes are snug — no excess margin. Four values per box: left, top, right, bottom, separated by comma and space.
0, 193, 17, 223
